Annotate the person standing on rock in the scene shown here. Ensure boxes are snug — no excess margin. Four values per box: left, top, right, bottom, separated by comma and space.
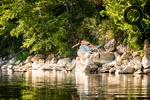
72, 40, 97, 57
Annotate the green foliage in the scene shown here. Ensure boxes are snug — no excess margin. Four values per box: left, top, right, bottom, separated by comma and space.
0, 0, 98, 57
17, 51, 29, 61
0, 0, 150, 57
103, 0, 150, 50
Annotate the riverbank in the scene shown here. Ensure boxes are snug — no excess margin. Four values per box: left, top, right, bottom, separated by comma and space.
1, 39, 150, 75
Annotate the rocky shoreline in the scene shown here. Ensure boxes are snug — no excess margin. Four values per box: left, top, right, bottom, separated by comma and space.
1, 39, 150, 75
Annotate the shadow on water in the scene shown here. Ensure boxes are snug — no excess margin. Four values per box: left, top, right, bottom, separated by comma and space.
1, 70, 150, 100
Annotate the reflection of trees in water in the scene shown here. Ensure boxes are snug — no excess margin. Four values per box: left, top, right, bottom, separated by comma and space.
1, 71, 150, 100
25, 71, 79, 100
0, 72, 25, 100
146, 75, 150, 99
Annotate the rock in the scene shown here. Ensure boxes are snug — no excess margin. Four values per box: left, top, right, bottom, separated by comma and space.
115, 68, 122, 74
13, 65, 27, 72
132, 52, 141, 58
109, 67, 116, 74
142, 40, 150, 69
100, 63, 114, 73
75, 57, 87, 72
104, 39, 116, 52
121, 52, 131, 60
142, 54, 150, 69
133, 56, 142, 70
15, 60, 21, 65
134, 69, 144, 74
50, 57, 58, 64
122, 59, 130, 65
66, 59, 76, 71
7, 64, 13, 69
143, 68, 150, 74
143, 39, 150, 54
46, 54, 55, 61
122, 66, 135, 74
85, 64, 99, 74
24, 56, 33, 63
24, 61, 32, 70
32, 60, 45, 70
0, 59, 7, 66
57, 58, 72, 67
39, 64, 52, 70
1, 64, 8, 71
117, 44, 128, 54
8, 57, 17, 65
31, 54, 45, 62
97, 52, 115, 64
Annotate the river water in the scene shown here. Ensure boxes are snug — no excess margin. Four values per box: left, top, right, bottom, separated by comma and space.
0, 70, 150, 100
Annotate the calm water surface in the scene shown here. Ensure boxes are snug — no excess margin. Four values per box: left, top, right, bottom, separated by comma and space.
0, 70, 150, 100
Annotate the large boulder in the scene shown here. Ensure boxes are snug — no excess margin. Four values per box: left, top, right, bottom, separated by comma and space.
142, 55, 150, 69
133, 56, 142, 70
31, 54, 45, 63
57, 58, 72, 67
32, 59, 45, 70
117, 44, 128, 54
8, 57, 17, 65
120, 51, 131, 60
100, 63, 114, 73
104, 39, 116, 52
99, 52, 115, 64
85, 64, 99, 74
142, 39, 150, 69
84, 51, 115, 65
143, 68, 150, 74
65, 59, 76, 71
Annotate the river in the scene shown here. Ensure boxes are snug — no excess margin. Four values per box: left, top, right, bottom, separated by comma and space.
0, 70, 150, 100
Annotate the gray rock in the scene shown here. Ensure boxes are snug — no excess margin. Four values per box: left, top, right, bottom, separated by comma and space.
8, 57, 17, 65
13, 65, 27, 72
104, 39, 116, 52
132, 52, 141, 58
7, 65, 13, 69
121, 52, 131, 60
142, 39, 150, 69
15, 60, 21, 65
115, 69, 122, 74
31, 54, 45, 62
50, 58, 58, 64
24, 56, 33, 63
57, 58, 72, 67
143, 68, 150, 74
100, 63, 114, 73
85, 64, 99, 74
109, 67, 116, 74
24, 61, 32, 70
98, 52, 115, 64
117, 44, 128, 54
66, 59, 76, 71
122, 66, 135, 74
142, 54, 150, 69
134, 70, 144, 74
1, 64, 8, 71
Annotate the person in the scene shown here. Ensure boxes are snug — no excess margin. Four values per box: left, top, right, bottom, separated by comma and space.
72, 40, 97, 56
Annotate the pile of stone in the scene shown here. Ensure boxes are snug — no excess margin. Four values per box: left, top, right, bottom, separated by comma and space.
0, 54, 75, 72
1, 39, 150, 75
75, 39, 150, 74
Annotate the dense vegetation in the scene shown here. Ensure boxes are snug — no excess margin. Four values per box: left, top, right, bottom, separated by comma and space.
0, 0, 150, 58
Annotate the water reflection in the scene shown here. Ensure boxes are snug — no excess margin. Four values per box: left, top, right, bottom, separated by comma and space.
0, 70, 150, 100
